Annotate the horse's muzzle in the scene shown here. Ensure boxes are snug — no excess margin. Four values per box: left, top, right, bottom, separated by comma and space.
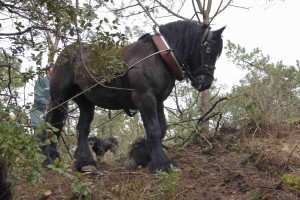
192, 74, 214, 92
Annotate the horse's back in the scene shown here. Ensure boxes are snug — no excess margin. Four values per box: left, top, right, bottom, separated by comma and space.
121, 34, 175, 99
50, 43, 83, 99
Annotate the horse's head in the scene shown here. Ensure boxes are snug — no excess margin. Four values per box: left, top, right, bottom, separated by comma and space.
189, 26, 225, 92
158, 21, 225, 91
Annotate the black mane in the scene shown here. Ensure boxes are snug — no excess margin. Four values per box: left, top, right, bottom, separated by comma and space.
138, 21, 223, 67
138, 33, 152, 42
159, 20, 205, 68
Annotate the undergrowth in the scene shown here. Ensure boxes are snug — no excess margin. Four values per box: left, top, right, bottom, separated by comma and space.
155, 165, 181, 198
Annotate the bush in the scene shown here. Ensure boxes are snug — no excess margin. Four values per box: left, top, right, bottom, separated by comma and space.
224, 41, 300, 136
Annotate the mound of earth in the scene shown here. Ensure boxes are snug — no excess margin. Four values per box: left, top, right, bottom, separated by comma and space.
13, 129, 300, 199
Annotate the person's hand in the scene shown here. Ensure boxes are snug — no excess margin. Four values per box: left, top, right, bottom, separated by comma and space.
46, 103, 50, 111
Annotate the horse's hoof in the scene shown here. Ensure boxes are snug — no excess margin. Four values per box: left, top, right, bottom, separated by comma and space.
124, 158, 138, 170
42, 157, 59, 168
80, 165, 102, 176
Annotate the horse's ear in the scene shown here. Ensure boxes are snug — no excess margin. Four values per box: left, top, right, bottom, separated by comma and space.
213, 26, 226, 39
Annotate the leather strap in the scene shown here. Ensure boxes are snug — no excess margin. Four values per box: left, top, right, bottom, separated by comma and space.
152, 33, 185, 80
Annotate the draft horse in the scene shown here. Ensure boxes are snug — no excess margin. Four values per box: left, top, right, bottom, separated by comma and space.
41, 20, 225, 173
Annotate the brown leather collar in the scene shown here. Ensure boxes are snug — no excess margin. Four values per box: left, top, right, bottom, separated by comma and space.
152, 33, 185, 80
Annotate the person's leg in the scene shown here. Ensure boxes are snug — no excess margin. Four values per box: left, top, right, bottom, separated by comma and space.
30, 109, 43, 130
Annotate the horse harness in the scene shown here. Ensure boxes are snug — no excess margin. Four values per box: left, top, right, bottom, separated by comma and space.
78, 27, 215, 94
152, 27, 214, 85
152, 31, 185, 81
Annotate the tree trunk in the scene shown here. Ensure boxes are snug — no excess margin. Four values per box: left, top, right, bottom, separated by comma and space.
0, 158, 12, 200
201, 89, 210, 133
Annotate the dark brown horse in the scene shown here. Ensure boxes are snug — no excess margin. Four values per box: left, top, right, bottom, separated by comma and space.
41, 20, 225, 173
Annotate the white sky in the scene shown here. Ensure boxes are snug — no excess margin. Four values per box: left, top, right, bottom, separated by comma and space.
18, 0, 300, 103
211, 0, 300, 92
123, 0, 300, 93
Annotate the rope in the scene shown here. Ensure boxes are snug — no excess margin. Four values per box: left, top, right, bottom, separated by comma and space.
78, 42, 133, 91
79, 45, 171, 91
128, 49, 171, 70
61, 129, 73, 160
41, 46, 175, 153
43, 48, 172, 117
43, 82, 98, 117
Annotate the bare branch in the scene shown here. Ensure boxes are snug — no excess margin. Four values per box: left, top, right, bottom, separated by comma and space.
136, 0, 159, 26
206, 0, 212, 15
196, 0, 204, 14
280, 141, 300, 175
209, 0, 224, 24
154, 0, 190, 21
211, 0, 233, 23
195, 0, 233, 25
0, 27, 32, 36
192, 0, 201, 22
214, 112, 222, 132
229, 4, 250, 10
107, 3, 139, 12
197, 97, 229, 126
0, 2, 32, 20
173, 84, 183, 114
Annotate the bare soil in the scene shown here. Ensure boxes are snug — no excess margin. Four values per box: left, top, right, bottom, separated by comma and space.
12, 128, 300, 200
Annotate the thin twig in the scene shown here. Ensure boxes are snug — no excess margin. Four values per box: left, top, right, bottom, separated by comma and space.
197, 97, 229, 126
154, 0, 191, 21
280, 141, 300, 175
136, 0, 159, 26
0, 27, 32, 36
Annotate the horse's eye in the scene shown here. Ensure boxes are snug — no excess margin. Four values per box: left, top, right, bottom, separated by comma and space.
206, 47, 211, 54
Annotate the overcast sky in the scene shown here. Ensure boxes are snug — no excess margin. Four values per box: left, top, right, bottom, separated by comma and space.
21, 0, 300, 103
211, 0, 300, 92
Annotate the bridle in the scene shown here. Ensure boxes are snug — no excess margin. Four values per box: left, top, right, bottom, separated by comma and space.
181, 27, 216, 89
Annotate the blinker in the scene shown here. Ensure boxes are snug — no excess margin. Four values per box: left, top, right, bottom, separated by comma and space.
206, 47, 211, 54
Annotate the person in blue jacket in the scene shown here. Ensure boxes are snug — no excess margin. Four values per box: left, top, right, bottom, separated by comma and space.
30, 62, 54, 129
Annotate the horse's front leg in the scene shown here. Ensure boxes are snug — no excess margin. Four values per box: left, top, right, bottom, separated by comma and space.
157, 102, 167, 140
74, 101, 97, 172
133, 91, 172, 173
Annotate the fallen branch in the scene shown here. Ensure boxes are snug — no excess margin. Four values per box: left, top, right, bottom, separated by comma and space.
280, 140, 300, 175
197, 97, 229, 126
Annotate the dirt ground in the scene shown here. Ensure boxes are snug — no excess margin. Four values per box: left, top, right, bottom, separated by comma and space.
12, 128, 300, 200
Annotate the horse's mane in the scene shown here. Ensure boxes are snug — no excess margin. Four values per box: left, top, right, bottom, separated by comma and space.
138, 33, 152, 42
137, 20, 223, 69
159, 20, 206, 65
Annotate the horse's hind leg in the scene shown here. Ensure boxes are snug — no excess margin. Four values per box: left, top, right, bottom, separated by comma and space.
40, 102, 68, 167
73, 95, 97, 172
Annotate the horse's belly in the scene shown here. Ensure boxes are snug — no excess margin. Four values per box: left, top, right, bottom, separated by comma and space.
84, 89, 136, 110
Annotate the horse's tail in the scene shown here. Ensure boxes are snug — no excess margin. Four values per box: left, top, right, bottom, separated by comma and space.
44, 101, 68, 140
0, 158, 13, 200
128, 138, 151, 169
